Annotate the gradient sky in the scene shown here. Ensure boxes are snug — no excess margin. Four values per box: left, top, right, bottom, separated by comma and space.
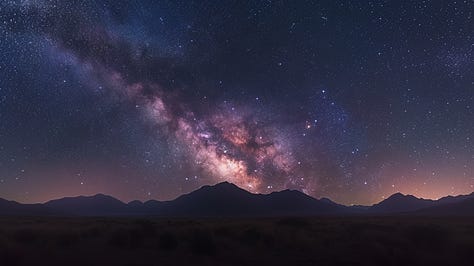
0, 0, 473, 205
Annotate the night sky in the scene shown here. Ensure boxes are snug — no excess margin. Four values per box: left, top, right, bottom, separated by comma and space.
0, 0, 473, 205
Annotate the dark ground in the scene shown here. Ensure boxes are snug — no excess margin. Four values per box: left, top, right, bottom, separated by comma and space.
0, 216, 473, 266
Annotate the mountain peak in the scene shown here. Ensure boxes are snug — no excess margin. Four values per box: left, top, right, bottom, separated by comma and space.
128, 200, 143, 205
213, 181, 238, 188
370, 192, 435, 213
386, 192, 407, 199
92, 193, 110, 198
390, 192, 404, 197
91, 193, 120, 200
183, 181, 252, 198
197, 181, 252, 194
384, 192, 423, 202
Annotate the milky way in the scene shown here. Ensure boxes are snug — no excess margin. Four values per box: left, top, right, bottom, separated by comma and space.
84, 59, 299, 192
14, 2, 301, 193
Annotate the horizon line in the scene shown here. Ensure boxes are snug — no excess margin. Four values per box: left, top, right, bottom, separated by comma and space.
1, 181, 473, 207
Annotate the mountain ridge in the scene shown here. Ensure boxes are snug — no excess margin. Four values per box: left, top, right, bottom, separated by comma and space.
1, 182, 474, 216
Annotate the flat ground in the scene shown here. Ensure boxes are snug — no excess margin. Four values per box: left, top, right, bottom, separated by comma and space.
0, 216, 473, 266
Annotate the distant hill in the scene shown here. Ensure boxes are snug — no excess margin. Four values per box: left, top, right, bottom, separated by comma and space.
44, 193, 129, 216
415, 197, 474, 216
367, 192, 474, 215
437, 192, 474, 205
0, 198, 53, 216
368, 193, 436, 214
1, 183, 474, 216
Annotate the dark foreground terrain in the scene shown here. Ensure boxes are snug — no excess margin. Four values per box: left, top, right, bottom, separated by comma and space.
0, 216, 473, 266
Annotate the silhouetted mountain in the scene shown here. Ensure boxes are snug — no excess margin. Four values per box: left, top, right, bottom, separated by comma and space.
157, 182, 260, 216
0, 198, 52, 216
127, 200, 143, 207
437, 192, 474, 205
415, 197, 474, 216
45, 194, 128, 216
262, 189, 349, 215
368, 193, 436, 213
319, 197, 339, 206
1, 183, 474, 216
155, 182, 348, 217
366, 192, 474, 214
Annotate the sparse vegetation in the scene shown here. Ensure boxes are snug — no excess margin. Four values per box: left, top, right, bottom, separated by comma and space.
0, 217, 473, 265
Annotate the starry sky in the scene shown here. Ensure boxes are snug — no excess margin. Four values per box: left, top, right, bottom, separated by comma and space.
0, 0, 473, 205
